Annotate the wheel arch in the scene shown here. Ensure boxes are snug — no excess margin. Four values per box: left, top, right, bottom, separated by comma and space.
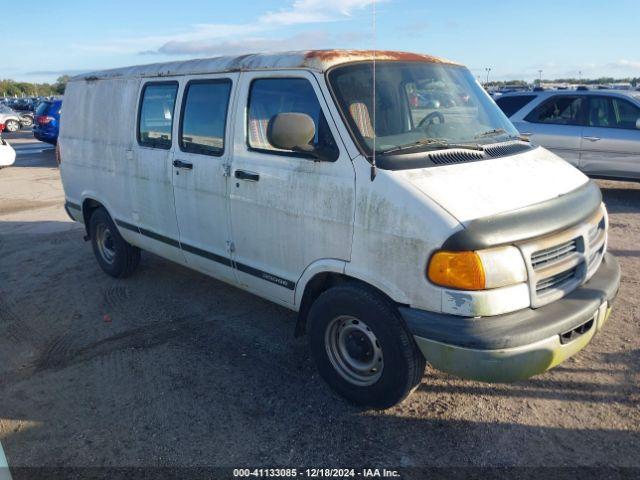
294, 261, 409, 338
81, 196, 114, 238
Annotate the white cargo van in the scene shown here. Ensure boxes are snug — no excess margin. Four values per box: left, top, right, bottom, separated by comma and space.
59, 50, 620, 408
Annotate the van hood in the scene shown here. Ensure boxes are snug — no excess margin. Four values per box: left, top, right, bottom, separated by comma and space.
396, 146, 589, 225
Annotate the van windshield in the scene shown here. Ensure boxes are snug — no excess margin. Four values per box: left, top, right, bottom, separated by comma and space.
328, 61, 519, 156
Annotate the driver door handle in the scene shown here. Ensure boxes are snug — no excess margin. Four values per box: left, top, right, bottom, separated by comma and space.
235, 170, 260, 182
583, 136, 601, 142
173, 159, 193, 170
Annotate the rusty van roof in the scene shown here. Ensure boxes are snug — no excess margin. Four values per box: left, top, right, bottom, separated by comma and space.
71, 50, 461, 81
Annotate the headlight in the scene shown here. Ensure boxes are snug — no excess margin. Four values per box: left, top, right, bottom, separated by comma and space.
428, 246, 527, 290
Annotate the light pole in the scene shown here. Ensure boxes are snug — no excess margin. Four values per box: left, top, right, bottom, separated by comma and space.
485, 67, 492, 86
538, 69, 543, 85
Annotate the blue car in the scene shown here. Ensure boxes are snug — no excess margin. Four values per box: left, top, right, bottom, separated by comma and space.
33, 99, 62, 144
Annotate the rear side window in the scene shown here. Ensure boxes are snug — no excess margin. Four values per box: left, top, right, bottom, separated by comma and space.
179, 80, 232, 156
586, 96, 640, 130
525, 96, 584, 126
247, 78, 338, 160
36, 102, 52, 116
611, 97, 640, 129
138, 82, 178, 149
495, 95, 536, 117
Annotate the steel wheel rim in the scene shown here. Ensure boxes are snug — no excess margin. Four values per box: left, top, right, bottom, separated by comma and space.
96, 223, 116, 264
325, 315, 383, 386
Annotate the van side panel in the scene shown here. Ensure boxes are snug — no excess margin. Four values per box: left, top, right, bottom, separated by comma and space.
60, 78, 187, 265
60, 78, 140, 246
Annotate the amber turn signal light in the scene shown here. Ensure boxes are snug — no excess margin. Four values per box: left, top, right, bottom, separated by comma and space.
428, 251, 486, 290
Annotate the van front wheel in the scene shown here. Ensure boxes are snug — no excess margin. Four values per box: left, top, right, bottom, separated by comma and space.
308, 284, 426, 409
89, 208, 140, 278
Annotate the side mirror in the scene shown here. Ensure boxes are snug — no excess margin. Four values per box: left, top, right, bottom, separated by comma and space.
268, 112, 316, 152
268, 112, 337, 162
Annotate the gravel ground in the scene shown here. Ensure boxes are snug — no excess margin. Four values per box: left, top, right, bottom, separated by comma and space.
0, 131, 638, 476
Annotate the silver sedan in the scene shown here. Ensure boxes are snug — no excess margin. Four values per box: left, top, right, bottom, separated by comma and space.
0, 105, 24, 133
496, 90, 640, 181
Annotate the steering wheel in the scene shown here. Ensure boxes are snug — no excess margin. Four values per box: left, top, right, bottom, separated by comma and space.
418, 111, 445, 129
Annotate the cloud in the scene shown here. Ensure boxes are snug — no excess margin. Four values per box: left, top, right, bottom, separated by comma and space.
74, 0, 383, 57
73, 23, 265, 55
259, 0, 382, 25
609, 59, 640, 70
156, 31, 332, 56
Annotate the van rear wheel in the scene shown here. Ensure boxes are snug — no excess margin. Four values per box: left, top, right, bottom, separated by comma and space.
308, 284, 426, 409
89, 208, 140, 278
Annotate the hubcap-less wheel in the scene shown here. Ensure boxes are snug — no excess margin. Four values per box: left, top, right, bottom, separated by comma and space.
95, 223, 116, 264
325, 316, 384, 386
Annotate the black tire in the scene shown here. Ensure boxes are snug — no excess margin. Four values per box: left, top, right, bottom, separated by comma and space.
89, 207, 140, 278
308, 283, 426, 409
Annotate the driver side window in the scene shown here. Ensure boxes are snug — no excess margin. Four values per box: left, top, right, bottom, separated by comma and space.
247, 78, 338, 160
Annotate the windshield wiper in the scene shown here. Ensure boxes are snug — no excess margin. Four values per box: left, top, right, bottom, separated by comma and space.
379, 139, 482, 155
474, 128, 508, 139
473, 128, 520, 141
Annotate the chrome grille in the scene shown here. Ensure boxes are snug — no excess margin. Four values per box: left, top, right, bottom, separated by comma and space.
518, 205, 607, 308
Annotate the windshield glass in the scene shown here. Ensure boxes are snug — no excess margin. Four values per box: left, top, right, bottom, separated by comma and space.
328, 61, 519, 155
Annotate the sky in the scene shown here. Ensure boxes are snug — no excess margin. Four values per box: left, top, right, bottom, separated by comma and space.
2, 0, 639, 84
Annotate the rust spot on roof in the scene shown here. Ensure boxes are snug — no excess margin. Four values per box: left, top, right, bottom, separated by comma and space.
304, 49, 459, 66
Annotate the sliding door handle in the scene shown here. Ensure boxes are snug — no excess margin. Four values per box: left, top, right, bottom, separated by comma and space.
173, 159, 193, 170
583, 136, 601, 142
235, 170, 260, 182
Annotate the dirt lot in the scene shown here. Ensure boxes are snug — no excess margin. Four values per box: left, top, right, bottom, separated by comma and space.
0, 131, 639, 476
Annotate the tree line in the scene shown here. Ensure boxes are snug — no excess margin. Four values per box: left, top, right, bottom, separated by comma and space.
0, 76, 70, 97
487, 77, 640, 88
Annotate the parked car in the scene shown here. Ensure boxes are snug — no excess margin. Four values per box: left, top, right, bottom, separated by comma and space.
11, 98, 36, 112
33, 99, 62, 144
496, 90, 640, 181
0, 125, 16, 168
0, 104, 23, 132
59, 50, 620, 408
18, 111, 34, 127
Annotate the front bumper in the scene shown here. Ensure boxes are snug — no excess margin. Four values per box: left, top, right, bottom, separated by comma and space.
401, 253, 621, 382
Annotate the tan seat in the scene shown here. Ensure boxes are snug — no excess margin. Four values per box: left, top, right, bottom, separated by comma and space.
349, 102, 375, 138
